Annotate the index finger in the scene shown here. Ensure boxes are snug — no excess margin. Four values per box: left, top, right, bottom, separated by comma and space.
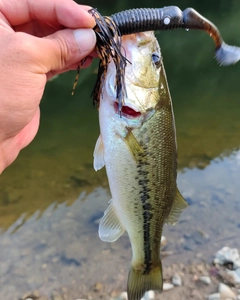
0, 0, 95, 28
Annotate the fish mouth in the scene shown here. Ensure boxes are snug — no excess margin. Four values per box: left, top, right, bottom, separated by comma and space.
114, 101, 141, 119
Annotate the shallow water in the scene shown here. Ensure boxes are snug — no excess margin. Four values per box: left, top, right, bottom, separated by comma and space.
1, 2, 240, 299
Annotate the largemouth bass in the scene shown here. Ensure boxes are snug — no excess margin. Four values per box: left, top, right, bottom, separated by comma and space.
93, 31, 188, 300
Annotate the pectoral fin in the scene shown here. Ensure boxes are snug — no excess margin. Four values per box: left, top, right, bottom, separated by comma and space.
123, 128, 144, 161
99, 200, 125, 242
166, 188, 188, 225
93, 135, 105, 171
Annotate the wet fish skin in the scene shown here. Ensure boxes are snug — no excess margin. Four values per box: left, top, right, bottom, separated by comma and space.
93, 31, 187, 300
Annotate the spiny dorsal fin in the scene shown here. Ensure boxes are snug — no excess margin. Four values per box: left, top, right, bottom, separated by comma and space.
166, 188, 188, 225
93, 134, 105, 171
99, 200, 125, 242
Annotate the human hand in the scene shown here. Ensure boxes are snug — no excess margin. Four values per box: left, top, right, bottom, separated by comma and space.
0, 0, 96, 173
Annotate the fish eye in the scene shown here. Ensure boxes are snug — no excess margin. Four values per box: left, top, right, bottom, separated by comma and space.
152, 52, 161, 68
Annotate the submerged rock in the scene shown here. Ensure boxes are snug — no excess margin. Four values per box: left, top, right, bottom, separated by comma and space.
20, 291, 40, 300
218, 282, 236, 299
233, 259, 240, 269
214, 247, 239, 268
199, 276, 211, 285
207, 293, 220, 300
172, 273, 182, 286
143, 290, 155, 300
119, 291, 128, 300
118, 290, 155, 300
161, 236, 167, 248
227, 268, 240, 283
163, 282, 174, 291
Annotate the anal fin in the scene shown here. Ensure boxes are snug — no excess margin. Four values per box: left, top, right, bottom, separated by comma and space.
99, 200, 125, 242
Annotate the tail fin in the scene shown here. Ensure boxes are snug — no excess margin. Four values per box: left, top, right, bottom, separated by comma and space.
127, 262, 163, 300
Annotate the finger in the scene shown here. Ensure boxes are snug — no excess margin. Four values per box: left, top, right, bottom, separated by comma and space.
23, 28, 96, 74
44, 28, 96, 72
13, 20, 64, 37
0, 0, 95, 28
0, 27, 96, 83
46, 56, 95, 80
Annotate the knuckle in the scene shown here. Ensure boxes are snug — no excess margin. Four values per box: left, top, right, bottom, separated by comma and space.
54, 31, 75, 67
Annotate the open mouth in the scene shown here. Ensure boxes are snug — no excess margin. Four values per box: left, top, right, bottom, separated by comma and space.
114, 101, 141, 119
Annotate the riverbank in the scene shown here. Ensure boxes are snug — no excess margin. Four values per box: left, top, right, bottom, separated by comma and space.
20, 248, 240, 300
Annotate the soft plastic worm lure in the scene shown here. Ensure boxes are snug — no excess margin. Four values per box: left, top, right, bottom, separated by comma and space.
109, 6, 240, 65
88, 6, 240, 111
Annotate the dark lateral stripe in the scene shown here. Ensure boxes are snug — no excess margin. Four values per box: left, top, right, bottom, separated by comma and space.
138, 161, 153, 274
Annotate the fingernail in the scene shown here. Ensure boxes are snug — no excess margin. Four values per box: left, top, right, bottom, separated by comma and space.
73, 29, 96, 54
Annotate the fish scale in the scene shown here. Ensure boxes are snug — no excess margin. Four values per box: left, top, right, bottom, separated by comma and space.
89, 6, 240, 299
93, 31, 188, 300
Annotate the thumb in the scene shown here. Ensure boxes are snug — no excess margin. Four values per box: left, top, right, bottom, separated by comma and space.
37, 28, 96, 74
